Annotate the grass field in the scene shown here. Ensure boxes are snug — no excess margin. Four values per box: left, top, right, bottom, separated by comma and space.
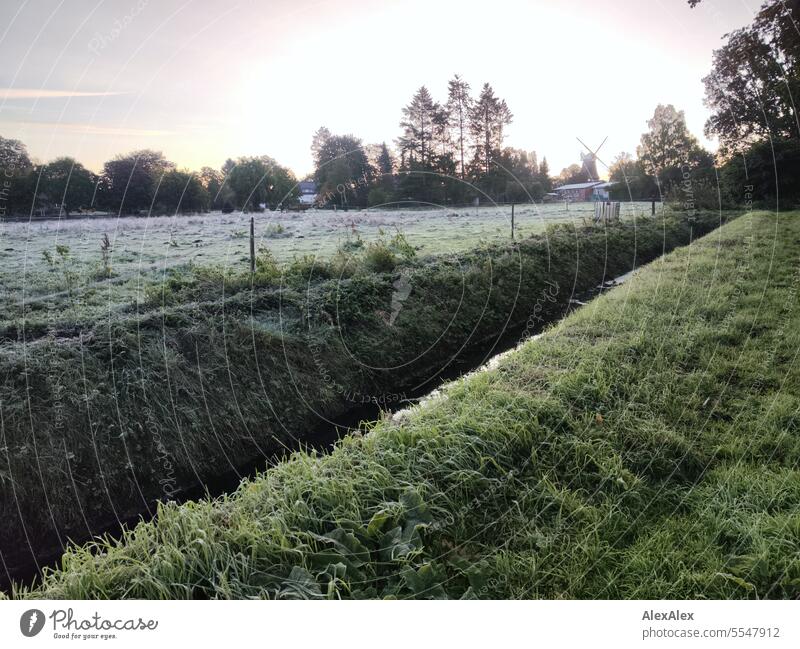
0, 202, 657, 334
12, 209, 800, 599
0, 209, 713, 582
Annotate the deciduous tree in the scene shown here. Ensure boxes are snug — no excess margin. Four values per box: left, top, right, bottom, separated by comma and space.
696, 0, 800, 153
637, 105, 710, 187
35, 157, 97, 213
312, 129, 372, 207
99, 149, 175, 213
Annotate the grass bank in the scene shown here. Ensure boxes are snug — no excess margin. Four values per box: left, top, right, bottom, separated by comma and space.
0, 211, 723, 581
11, 210, 800, 599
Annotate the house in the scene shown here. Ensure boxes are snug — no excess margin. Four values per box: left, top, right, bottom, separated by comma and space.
553, 181, 605, 202
553, 181, 615, 202
298, 180, 318, 206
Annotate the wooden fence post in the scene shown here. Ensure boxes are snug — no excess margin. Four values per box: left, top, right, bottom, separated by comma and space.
511, 203, 515, 240
651, 200, 656, 216
250, 216, 255, 273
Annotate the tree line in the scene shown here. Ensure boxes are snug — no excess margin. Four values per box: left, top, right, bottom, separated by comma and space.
311, 76, 552, 208
314, 4, 800, 214
0, 143, 298, 217
3, 0, 798, 219
606, 104, 715, 204
609, 0, 800, 209
0, 77, 554, 218
696, 0, 800, 209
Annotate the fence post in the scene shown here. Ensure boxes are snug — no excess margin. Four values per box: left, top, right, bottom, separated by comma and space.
651, 200, 656, 216
250, 216, 255, 273
511, 203, 515, 240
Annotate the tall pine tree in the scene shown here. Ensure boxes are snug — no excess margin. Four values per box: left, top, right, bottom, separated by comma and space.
398, 87, 438, 167
469, 83, 513, 176
446, 75, 472, 178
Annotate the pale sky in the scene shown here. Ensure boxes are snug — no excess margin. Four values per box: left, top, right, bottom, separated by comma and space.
0, 0, 758, 178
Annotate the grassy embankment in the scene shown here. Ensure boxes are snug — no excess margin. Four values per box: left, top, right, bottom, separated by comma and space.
1, 211, 723, 582
11, 209, 800, 599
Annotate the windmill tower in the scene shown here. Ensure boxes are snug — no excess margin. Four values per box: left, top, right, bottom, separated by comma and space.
577, 136, 608, 182
580, 151, 600, 182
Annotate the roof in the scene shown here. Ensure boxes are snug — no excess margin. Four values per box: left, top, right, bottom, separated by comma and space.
554, 181, 606, 191
298, 180, 317, 192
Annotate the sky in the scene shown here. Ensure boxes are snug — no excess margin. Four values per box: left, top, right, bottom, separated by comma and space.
0, 0, 759, 179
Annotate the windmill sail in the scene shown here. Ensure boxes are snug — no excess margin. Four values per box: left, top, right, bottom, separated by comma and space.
576, 136, 608, 182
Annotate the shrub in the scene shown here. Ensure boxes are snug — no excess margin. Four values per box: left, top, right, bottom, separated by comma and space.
362, 240, 396, 273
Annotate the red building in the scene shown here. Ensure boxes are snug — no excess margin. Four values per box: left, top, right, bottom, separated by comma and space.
553, 181, 606, 202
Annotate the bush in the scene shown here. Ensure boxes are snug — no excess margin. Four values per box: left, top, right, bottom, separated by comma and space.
720, 138, 800, 211
362, 240, 396, 273
367, 187, 391, 207
665, 177, 729, 212
255, 247, 280, 279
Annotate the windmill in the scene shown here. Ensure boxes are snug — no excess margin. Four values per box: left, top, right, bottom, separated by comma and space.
576, 136, 608, 182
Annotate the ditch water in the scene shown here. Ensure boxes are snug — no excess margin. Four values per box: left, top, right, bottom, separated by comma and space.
1, 268, 636, 592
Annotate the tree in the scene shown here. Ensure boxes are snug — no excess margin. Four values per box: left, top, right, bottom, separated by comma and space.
495, 148, 546, 202
376, 142, 394, 177
98, 149, 175, 213
608, 152, 657, 200
539, 156, 550, 180
199, 166, 229, 210
0, 135, 31, 173
35, 157, 97, 213
154, 170, 208, 213
636, 105, 709, 188
469, 83, 513, 177
398, 87, 438, 167
557, 164, 585, 186
719, 138, 800, 209
446, 75, 472, 178
311, 127, 332, 168
373, 142, 397, 199
367, 144, 399, 207
698, 0, 800, 154
227, 156, 297, 211
221, 158, 236, 177
0, 136, 33, 215
529, 151, 539, 175
432, 104, 452, 159
312, 129, 373, 207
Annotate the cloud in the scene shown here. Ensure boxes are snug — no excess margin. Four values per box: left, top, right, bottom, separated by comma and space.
1, 89, 130, 100
9, 120, 174, 137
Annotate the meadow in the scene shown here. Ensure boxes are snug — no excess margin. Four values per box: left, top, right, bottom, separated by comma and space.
0, 202, 656, 335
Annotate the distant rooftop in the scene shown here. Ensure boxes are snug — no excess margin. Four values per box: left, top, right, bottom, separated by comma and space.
554, 181, 606, 191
